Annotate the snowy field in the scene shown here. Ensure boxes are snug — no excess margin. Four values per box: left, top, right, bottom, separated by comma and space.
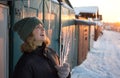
71, 30, 120, 78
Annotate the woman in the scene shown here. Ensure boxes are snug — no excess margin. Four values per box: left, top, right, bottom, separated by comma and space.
13, 17, 70, 78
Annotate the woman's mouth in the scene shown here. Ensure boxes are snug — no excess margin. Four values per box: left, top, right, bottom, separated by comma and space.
40, 34, 44, 36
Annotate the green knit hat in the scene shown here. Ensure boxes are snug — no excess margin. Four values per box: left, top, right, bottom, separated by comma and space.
13, 17, 43, 41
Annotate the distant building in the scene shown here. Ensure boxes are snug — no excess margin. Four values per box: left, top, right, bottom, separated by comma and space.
74, 6, 103, 64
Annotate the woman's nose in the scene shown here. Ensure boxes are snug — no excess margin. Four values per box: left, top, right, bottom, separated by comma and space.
41, 27, 45, 31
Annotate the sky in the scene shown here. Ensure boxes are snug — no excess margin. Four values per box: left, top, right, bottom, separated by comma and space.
71, 30, 120, 78
69, 0, 120, 23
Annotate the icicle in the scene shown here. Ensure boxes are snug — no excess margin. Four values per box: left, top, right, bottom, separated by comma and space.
28, 0, 30, 8
47, 0, 52, 39
61, 27, 71, 64
63, 40, 70, 63
59, 25, 63, 66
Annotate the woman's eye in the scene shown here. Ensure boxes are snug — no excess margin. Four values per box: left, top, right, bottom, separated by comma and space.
36, 27, 41, 29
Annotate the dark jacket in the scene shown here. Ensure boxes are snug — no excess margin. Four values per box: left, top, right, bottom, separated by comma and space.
13, 43, 60, 78
13, 43, 71, 78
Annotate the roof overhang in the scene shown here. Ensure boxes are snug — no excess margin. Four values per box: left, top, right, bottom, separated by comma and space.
75, 19, 96, 26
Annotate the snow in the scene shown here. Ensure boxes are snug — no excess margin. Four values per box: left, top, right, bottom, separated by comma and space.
61, 2, 73, 10
74, 6, 98, 15
71, 30, 120, 78
75, 19, 96, 25
51, 0, 59, 3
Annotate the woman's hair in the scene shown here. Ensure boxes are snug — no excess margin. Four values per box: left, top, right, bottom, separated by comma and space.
21, 33, 50, 53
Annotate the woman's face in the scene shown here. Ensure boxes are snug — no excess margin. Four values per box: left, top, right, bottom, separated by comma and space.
32, 24, 46, 42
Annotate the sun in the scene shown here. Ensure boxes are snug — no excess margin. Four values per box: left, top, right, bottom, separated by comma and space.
117, 18, 120, 22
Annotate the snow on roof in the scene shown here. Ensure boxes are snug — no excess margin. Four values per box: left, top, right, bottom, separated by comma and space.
51, 0, 59, 3
74, 6, 99, 15
75, 19, 96, 26
61, 2, 73, 10
75, 19, 102, 26
95, 21, 103, 26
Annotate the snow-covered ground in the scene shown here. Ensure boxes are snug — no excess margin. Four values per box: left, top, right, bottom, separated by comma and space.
71, 30, 120, 78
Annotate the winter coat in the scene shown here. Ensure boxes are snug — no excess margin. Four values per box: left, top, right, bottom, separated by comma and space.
13, 43, 70, 78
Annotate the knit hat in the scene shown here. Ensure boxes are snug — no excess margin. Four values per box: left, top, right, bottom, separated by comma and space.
13, 17, 43, 41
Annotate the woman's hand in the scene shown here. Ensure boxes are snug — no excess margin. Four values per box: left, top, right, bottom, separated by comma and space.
55, 63, 70, 78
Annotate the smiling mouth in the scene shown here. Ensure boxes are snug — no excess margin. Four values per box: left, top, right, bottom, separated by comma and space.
40, 34, 44, 36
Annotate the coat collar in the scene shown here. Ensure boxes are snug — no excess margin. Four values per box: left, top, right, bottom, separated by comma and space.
31, 42, 46, 56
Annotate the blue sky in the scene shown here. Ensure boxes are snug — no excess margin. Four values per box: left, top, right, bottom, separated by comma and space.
69, 0, 120, 22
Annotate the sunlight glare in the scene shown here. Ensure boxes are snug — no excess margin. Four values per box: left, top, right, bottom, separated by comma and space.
117, 18, 120, 22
